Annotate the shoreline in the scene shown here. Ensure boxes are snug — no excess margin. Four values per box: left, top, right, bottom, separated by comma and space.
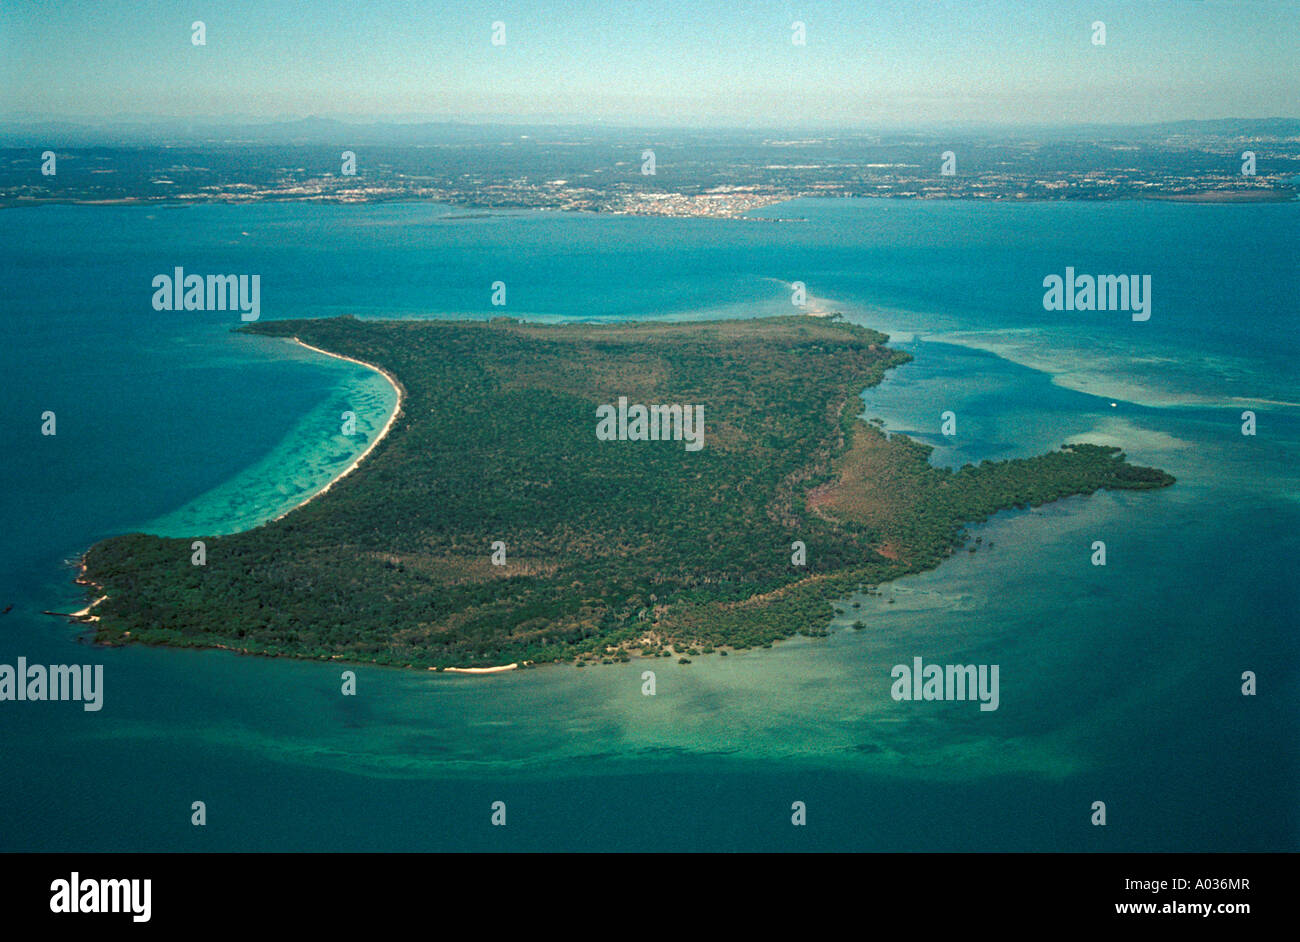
6, 189, 1295, 214
267, 337, 407, 524
69, 595, 108, 620
61, 336, 409, 648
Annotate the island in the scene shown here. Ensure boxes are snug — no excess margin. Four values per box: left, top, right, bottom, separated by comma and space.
75, 316, 1175, 669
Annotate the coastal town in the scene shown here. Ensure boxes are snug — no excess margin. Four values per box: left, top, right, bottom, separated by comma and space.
3, 120, 1296, 215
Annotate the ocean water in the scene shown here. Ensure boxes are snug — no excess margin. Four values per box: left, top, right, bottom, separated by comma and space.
0, 198, 1296, 851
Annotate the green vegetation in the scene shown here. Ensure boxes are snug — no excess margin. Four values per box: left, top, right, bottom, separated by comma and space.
78, 315, 1174, 668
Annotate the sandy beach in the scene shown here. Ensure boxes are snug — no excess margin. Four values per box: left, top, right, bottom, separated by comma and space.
269, 337, 406, 522
68, 595, 108, 621
440, 663, 520, 675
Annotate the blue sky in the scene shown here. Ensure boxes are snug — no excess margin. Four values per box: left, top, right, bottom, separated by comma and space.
2, 0, 1296, 126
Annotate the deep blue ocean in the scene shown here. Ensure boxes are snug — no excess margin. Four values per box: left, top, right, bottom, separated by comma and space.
1, 198, 1296, 850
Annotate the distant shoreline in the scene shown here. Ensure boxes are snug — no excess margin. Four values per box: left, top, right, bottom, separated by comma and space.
3, 189, 1295, 214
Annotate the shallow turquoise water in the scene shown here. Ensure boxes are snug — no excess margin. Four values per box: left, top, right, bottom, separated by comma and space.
0, 198, 1295, 850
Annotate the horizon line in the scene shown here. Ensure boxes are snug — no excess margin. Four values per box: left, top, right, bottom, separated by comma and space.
3, 113, 1298, 131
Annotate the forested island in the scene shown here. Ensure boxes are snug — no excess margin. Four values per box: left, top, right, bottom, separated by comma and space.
77, 316, 1174, 669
